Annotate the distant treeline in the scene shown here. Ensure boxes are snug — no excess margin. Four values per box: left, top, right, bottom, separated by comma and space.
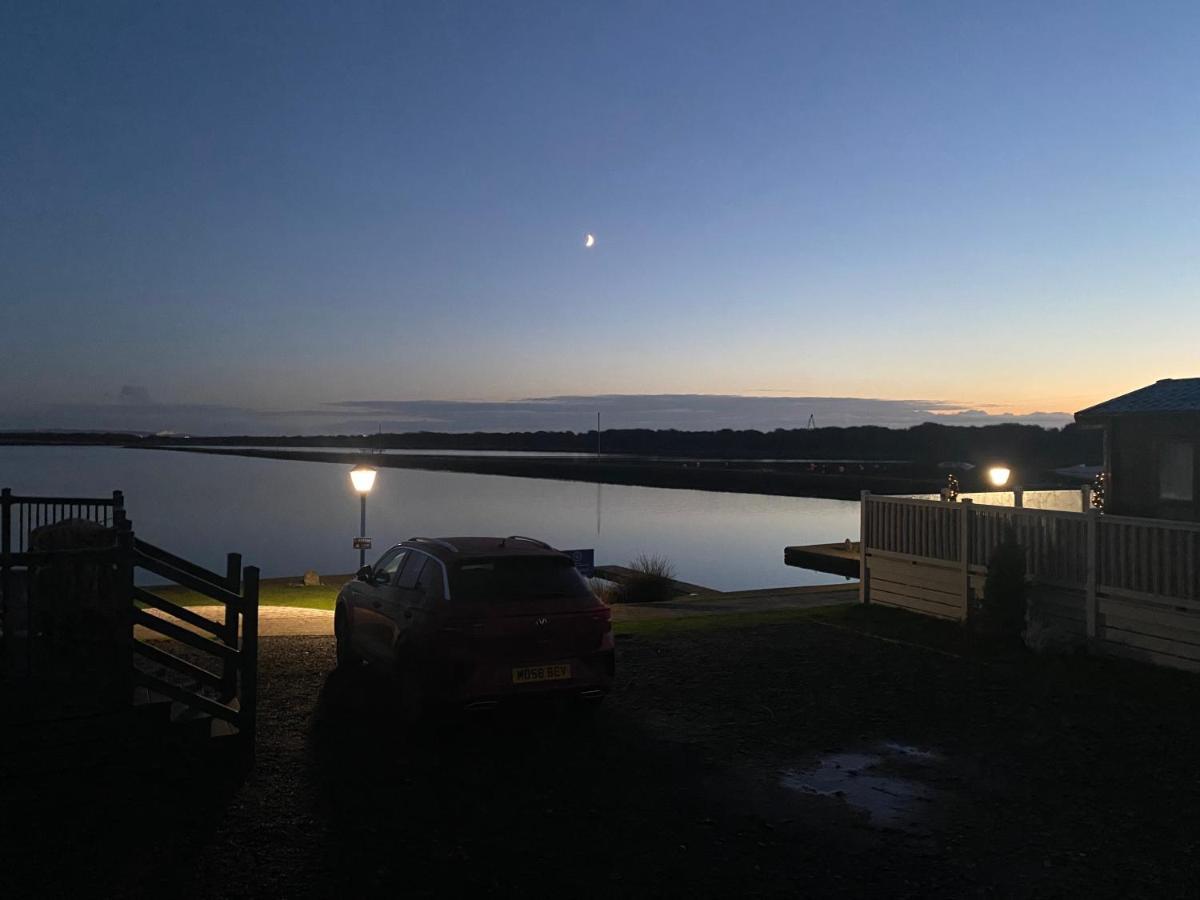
2, 422, 1101, 467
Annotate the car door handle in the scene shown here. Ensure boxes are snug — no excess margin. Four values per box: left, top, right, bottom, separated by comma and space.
372, 601, 382, 609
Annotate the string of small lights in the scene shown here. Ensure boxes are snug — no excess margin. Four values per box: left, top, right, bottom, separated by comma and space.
945, 473, 960, 501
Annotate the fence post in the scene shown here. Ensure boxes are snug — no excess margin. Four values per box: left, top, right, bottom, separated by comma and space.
1013, 485, 1024, 508
114, 511, 135, 704
1085, 508, 1099, 640
1, 488, 10, 558
225, 553, 242, 594
959, 498, 973, 622
221, 553, 242, 701
1081, 484, 1092, 513
240, 565, 260, 759
859, 491, 870, 606
1, 488, 10, 669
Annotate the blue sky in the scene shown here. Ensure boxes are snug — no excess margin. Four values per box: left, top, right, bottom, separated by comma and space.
2, 2, 1198, 432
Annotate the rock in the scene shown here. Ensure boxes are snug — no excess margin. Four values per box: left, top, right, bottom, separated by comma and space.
303, 569, 322, 586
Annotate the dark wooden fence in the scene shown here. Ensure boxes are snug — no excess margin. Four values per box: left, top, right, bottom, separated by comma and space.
131, 539, 259, 748
1, 488, 259, 752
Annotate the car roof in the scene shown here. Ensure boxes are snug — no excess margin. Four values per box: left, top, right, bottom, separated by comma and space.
399, 536, 569, 563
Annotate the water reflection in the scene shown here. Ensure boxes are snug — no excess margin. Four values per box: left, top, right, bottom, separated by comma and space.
780, 742, 946, 835
2, 447, 862, 591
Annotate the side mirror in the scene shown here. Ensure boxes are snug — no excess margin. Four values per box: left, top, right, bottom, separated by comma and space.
356, 565, 373, 582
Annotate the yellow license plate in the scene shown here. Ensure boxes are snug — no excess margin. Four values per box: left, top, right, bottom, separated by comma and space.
512, 663, 572, 685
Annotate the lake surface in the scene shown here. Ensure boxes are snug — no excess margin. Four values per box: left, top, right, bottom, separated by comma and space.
1, 448, 1086, 590
1, 447, 866, 590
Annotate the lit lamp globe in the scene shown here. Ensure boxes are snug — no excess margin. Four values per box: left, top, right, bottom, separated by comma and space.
350, 465, 377, 494
987, 466, 1011, 488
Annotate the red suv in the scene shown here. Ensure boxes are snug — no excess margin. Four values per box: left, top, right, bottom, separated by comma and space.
335, 536, 614, 710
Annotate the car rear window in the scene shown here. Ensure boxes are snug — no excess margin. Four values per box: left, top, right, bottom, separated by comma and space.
449, 555, 590, 602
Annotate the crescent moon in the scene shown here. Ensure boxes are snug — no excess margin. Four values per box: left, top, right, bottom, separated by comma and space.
584, 233, 595, 248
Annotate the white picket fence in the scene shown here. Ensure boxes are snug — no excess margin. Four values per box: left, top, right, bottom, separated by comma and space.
859, 492, 1200, 672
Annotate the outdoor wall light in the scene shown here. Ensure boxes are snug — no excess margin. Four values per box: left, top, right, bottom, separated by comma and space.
987, 466, 1011, 488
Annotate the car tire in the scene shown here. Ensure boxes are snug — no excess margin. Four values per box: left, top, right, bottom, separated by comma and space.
335, 608, 361, 669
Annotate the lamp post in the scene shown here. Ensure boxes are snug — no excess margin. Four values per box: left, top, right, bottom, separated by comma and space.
986, 465, 1024, 507
350, 464, 377, 567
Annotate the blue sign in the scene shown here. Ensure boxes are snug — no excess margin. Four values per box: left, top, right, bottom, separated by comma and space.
564, 548, 595, 577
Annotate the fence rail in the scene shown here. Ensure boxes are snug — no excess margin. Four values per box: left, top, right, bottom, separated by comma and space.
967, 505, 1091, 588
859, 492, 1200, 672
863, 495, 961, 563
1097, 515, 1200, 604
1, 488, 258, 752
1, 488, 124, 553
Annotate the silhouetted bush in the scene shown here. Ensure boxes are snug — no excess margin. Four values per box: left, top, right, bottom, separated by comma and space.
981, 527, 1028, 637
610, 554, 677, 604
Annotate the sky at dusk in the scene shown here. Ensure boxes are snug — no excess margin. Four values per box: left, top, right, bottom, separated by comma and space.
3, 1, 1198, 433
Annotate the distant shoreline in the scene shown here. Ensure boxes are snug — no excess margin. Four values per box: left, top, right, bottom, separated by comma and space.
0, 423, 1100, 495
139, 445, 968, 500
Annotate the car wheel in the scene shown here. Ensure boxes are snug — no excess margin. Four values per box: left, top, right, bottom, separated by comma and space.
335, 608, 361, 669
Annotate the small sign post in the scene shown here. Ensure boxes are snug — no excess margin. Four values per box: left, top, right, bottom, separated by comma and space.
353, 537, 373, 551
564, 548, 595, 577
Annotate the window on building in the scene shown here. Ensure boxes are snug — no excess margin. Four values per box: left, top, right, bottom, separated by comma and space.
1159, 441, 1194, 501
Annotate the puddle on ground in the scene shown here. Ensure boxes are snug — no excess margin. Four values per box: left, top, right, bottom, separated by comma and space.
780, 742, 945, 835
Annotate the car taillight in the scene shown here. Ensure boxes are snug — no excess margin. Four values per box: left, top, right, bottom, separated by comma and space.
593, 610, 613, 650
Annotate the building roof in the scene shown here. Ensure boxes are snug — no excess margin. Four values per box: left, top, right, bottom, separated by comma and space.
1076, 378, 1200, 420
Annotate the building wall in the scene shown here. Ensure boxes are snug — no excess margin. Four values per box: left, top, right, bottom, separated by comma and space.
1107, 416, 1200, 521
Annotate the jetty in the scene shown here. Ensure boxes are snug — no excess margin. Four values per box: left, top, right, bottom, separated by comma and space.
783, 541, 860, 579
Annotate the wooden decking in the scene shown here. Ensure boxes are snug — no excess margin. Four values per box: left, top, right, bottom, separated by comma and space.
783, 542, 860, 578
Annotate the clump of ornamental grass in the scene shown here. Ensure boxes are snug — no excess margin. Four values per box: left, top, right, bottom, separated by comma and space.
609, 553, 677, 604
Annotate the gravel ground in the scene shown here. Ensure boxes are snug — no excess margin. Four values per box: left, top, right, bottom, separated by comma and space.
4, 607, 1199, 898
132, 585, 856, 640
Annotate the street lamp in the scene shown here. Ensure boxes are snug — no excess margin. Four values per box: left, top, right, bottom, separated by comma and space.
987, 466, 1011, 488
350, 464, 377, 567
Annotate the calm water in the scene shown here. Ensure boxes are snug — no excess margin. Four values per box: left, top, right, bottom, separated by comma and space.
1, 447, 866, 590
913, 489, 1085, 511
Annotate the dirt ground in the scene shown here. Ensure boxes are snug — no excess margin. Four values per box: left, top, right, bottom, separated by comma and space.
4, 606, 1199, 898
